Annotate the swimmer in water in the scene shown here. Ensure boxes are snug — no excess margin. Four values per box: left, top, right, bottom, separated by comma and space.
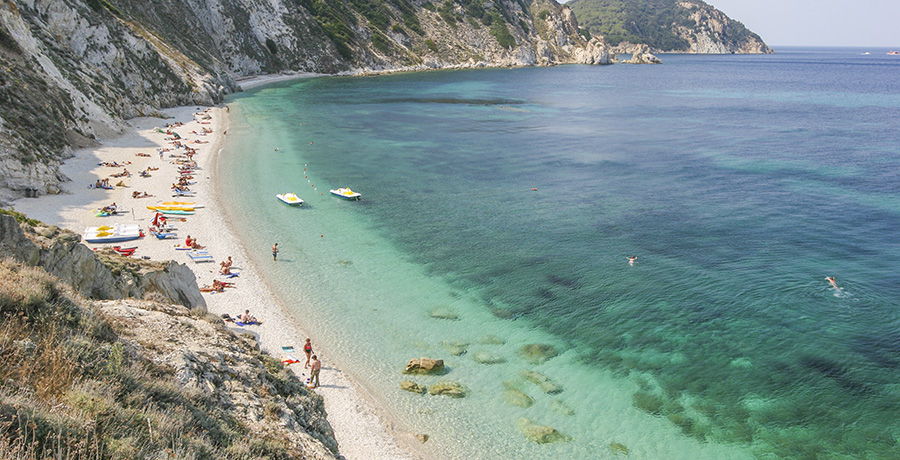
826, 276, 838, 288
627, 255, 637, 266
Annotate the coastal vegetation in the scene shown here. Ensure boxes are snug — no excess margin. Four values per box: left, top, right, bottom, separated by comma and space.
568, 0, 771, 53
0, 254, 338, 458
0, 0, 614, 205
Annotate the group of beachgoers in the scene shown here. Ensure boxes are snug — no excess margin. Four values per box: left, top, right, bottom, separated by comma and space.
91, 178, 111, 189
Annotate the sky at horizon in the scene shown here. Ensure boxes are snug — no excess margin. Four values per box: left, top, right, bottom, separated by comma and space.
561, 0, 899, 48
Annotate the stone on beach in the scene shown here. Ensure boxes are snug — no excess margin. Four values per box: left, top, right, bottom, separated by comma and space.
403, 357, 445, 375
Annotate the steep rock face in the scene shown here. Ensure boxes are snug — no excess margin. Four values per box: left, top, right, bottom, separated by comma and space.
0, 213, 206, 308
365, 0, 609, 70
99, 299, 339, 458
672, 1, 772, 54
570, 0, 772, 54
0, 0, 227, 203
1, 0, 611, 205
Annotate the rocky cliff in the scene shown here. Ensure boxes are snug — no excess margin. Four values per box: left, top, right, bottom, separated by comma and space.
0, 256, 339, 459
569, 0, 772, 54
0, 0, 609, 205
0, 211, 206, 308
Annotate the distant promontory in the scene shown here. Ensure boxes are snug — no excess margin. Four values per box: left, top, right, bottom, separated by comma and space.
568, 0, 773, 54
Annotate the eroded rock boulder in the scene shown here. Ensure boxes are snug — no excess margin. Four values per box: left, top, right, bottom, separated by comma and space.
473, 351, 506, 364
403, 357, 445, 375
520, 344, 559, 364
516, 418, 569, 444
521, 369, 563, 394
400, 380, 427, 394
428, 381, 467, 398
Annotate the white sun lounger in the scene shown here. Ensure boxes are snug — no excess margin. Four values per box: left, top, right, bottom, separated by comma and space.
187, 251, 214, 262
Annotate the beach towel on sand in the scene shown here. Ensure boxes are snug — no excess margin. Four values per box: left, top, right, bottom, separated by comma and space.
220, 314, 261, 326
281, 355, 301, 365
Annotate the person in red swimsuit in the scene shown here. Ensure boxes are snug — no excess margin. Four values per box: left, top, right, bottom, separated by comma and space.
304, 338, 313, 368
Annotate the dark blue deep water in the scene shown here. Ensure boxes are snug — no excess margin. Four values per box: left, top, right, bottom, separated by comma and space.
220, 48, 900, 459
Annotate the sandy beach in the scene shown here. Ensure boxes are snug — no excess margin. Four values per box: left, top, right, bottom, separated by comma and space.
12, 80, 420, 460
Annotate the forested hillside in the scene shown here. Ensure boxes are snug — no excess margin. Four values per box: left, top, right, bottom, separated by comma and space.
568, 0, 772, 53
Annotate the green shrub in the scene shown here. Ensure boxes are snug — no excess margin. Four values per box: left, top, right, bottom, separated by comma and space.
490, 21, 516, 49
402, 11, 423, 35
425, 39, 438, 52
372, 31, 393, 54
265, 38, 278, 55
537, 10, 549, 20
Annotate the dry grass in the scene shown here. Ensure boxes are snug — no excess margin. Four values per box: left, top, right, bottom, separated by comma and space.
0, 258, 324, 459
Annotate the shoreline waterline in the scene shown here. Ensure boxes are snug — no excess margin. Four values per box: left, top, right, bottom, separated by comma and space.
212, 102, 430, 460
216, 54, 900, 459
11, 94, 423, 460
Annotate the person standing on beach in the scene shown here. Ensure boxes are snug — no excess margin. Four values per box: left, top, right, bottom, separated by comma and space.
272, 243, 278, 261
310, 355, 321, 388
303, 338, 313, 368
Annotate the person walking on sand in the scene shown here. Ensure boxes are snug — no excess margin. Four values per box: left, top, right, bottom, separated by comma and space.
272, 243, 278, 261
303, 338, 313, 368
310, 355, 321, 388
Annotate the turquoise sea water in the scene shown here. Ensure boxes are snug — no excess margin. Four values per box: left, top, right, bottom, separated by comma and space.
218, 48, 900, 459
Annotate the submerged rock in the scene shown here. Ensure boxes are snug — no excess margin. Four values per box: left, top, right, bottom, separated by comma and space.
609, 442, 629, 455
479, 335, 506, 345
441, 340, 469, 356
429, 306, 459, 320
403, 357, 445, 375
400, 380, 426, 394
428, 381, 467, 398
521, 369, 563, 394
516, 418, 569, 444
473, 351, 506, 364
519, 344, 558, 364
502, 388, 534, 408
550, 399, 575, 416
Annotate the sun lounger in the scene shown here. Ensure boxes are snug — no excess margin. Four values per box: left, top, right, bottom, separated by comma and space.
187, 251, 214, 263
150, 230, 177, 239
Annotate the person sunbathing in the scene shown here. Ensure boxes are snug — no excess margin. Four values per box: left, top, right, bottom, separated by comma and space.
185, 236, 203, 250
200, 280, 226, 292
239, 310, 257, 323
219, 261, 231, 275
